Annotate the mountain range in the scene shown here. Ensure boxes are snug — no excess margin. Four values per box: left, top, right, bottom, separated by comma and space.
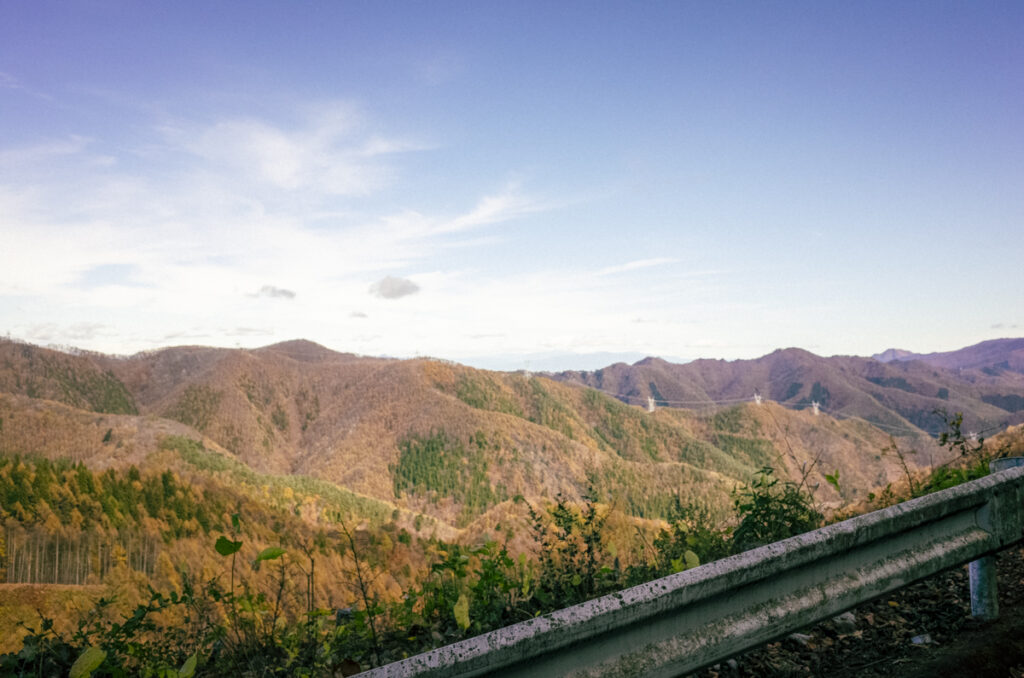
551, 338, 1024, 439
872, 337, 1024, 373
3, 336, 1023, 538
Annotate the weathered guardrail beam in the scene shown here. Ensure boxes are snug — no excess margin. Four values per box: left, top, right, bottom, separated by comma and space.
358, 465, 1024, 678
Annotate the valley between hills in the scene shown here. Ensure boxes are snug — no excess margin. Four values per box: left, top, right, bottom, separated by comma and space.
1, 336, 1024, 662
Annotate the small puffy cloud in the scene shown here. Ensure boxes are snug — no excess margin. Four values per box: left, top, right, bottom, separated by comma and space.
350, 311, 368, 318
991, 323, 1020, 330
369, 276, 419, 299
254, 285, 296, 299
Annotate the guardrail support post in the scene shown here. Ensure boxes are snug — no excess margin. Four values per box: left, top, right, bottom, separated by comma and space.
969, 456, 1024, 621
969, 555, 998, 620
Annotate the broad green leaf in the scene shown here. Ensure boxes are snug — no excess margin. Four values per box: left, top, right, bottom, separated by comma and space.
179, 653, 197, 678
670, 557, 685, 574
215, 535, 243, 557
69, 646, 106, 678
453, 593, 471, 632
683, 549, 700, 570
255, 546, 286, 562
570, 573, 582, 587
519, 553, 533, 596
231, 513, 241, 532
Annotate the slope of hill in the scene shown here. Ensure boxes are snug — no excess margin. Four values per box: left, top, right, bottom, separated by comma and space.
551, 342, 1024, 437
0, 340, 137, 415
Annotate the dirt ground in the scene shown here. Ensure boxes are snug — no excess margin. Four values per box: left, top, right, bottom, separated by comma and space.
690, 547, 1024, 678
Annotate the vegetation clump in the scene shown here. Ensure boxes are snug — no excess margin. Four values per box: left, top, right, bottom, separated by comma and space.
731, 467, 822, 552
166, 385, 222, 433
453, 373, 523, 417
867, 410, 993, 508
0, 455, 225, 584
391, 431, 506, 525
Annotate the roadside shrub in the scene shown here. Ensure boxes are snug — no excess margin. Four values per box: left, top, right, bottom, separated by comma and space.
731, 467, 822, 552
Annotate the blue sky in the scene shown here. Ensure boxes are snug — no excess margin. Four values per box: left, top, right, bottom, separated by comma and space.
1, 2, 1022, 370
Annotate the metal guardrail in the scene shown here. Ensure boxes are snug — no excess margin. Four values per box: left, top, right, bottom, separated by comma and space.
358, 465, 1024, 678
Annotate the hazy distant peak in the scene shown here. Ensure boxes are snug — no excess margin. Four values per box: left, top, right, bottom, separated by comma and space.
872, 348, 919, 363
763, 347, 819, 361
632, 356, 669, 367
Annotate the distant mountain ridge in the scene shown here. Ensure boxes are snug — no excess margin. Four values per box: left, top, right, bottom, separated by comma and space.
872, 338, 1024, 375
550, 339, 1024, 437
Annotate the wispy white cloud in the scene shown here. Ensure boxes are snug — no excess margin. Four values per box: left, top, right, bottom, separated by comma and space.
0, 136, 92, 166
24, 322, 108, 343
2, 99, 707, 363
0, 71, 53, 101
441, 184, 545, 234
224, 327, 275, 337
0, 99, 568, 355
358, 136, 435, 156
597, 257, 677, 276
176, 115, 392, 196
